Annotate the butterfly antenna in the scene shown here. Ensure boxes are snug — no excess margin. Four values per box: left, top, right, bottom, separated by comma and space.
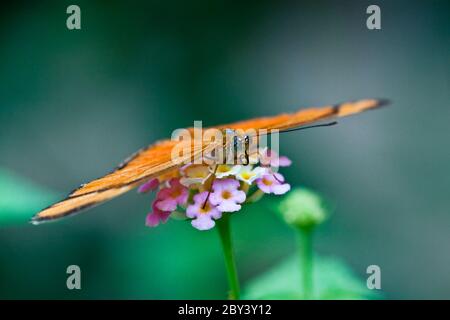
279, 121, 338, 134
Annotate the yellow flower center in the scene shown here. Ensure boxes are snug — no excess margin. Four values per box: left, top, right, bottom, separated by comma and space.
262, 178, 273, 186
199, 203, 211, 214
187, 166, 209, 178
217, 165, 231, 173
240, 172, 253, 180
222, 190, 232, 200
170, 188, 183, 198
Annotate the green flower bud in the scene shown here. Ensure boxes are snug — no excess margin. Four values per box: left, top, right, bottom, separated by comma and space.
278, 188, 327, 229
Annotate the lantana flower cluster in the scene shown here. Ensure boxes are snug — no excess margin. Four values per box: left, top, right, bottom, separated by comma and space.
138, 149, 291, 231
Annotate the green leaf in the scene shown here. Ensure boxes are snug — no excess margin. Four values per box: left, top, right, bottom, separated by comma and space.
243, 255, 381, 300
0, 168, 57, 226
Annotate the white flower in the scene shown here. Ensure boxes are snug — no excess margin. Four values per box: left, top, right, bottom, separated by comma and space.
236, 165, 266, 184
213, 164, 242, 179
180, 165, 211, 187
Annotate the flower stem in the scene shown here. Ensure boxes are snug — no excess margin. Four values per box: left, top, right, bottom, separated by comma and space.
216, 214, 240, 300
297, 227, 314, 299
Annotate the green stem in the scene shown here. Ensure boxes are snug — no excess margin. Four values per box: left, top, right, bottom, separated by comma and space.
297, 227, 314, 299
216, 214, 240, 300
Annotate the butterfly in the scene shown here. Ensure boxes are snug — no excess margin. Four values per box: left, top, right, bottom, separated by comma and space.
31, 98, 388, 224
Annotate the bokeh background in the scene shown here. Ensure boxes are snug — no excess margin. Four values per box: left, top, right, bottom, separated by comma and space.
0, 0, 449, 299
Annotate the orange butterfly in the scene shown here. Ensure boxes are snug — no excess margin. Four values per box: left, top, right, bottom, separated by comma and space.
32, 98, 388, 224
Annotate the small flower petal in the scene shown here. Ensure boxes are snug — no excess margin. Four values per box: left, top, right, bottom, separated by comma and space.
214, 165, 242, 179
236, 166, 266, 184
180, 165, 211, 186
155, 197, 178, 211
259, 148, 291, 167
145, 202, 171, 227
154, 178, 188, 211
138, 179, 159, 193
272, 183, 291, 195
278, 156, 292, 167
256, 173, 290, 195
216, 201, 241, 212
191, 215, 216, 230
145, 213, 161, 227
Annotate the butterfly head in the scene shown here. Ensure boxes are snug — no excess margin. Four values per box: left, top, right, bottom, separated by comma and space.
222, 129, 251, 165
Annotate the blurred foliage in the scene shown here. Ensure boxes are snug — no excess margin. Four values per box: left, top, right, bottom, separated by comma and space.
0, 168, 57, 226
243, 187, 378, 300
0, 195, 291, 299
244, 255, 380, 300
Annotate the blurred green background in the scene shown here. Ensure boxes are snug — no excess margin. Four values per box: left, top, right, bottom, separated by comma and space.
0, 0, 449, 299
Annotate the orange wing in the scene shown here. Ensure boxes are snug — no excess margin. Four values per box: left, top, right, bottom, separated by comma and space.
214, 98, 388, 132
32, 139, 208, 223
32, 98, 388, 224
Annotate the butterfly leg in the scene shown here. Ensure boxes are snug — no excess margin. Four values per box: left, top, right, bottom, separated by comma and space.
239, 152, 250, 165
202, 164, 218, 209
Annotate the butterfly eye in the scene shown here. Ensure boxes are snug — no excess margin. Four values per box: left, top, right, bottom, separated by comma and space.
233, 135, 239, 147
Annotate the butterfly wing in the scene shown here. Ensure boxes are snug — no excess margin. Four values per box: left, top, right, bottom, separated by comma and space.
214, 98, 388, 132
32, 185, 137, 223
32, 139, 209, 223
33, 98, 387, 224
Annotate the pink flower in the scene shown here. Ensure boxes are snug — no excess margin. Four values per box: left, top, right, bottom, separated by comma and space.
209, 179, 246, 212
186, 192, 222, 230
278, 157, 292, 167
260, 148, 292, 167
155, 178, 188, 212
256, 173, 291, 195
138, 178, 159, 193
139, 149, 292, 230
145, 201, 171, 227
